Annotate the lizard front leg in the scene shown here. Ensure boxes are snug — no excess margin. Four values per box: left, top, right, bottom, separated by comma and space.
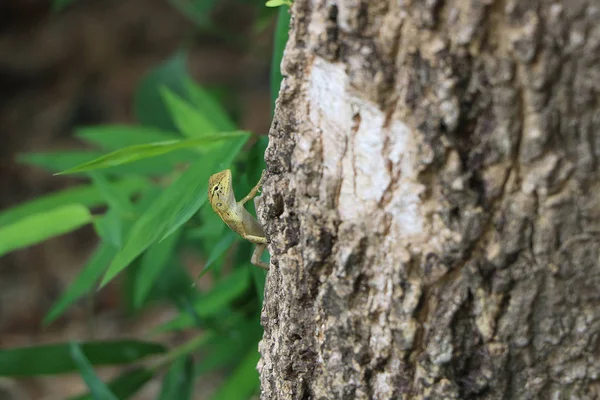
239, 170, 265, 206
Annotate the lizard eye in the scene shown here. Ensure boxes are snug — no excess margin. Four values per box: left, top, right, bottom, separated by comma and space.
213, 185, 219, 192
217, 202, 222, 207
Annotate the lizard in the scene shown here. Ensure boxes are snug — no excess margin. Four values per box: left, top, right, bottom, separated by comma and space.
208, 169, 269, 269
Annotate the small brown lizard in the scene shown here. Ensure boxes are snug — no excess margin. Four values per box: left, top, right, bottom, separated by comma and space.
208, 169, 269, 269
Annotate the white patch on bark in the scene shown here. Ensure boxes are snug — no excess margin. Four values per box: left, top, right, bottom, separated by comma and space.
308, 58, 426, 239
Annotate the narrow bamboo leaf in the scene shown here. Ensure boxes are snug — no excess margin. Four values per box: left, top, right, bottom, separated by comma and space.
210, 349, 260, 400
0, 204, 92, 258
184, 78, 236, 131
159, 137, 249, 241
99, 137, 248, 288
97, 160, 206, 288
153, 267, 251, 333
93, 208, 125, 249
170, 295, 208, 331
158, 356, 194, 400
0, 340, 166, 376
93, 185, 162, 252
19, 151, 106, 172
270, 6, 291, 111
56, 132, 249, 175
43, 243, 116, 325
265, 0, 291, 7
134, 260, 197, 316
70, 343, 119, 400
135, 186, 164, 214
163, 300, 248, 339
0, 178, 146, 227
133, 228, 182, 309
180, 196, 226, 242
95, 185, 160, 251
135, 52, 190, 131
69, 367, 154, 400
89, 173, 136, 217
184, 222, 225, 240
19, 151, 197, 176
76, 125, 179, 150
196, 319, 263, 376
195, 231, 237, 279
160, 87, 217, 138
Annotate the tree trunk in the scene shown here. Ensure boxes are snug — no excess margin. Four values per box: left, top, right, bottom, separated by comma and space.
257, 1, 600, 399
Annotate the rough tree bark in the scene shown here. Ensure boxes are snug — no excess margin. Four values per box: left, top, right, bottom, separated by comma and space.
257, 1, 600, 399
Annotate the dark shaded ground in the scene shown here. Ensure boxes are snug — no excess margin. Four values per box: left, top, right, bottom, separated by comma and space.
0, 0, 273, 398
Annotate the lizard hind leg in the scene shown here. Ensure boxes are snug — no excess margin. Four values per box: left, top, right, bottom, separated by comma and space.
251, 243, 269, 270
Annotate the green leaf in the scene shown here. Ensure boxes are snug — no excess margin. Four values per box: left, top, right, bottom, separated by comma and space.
158, 356, 194, 400
270, 6, 291, 110
19, 151, 196, 176
94, 185, 161, 250
43, 243, 116, 325
90, 173, 137, 217
135, 52, 190, 131
184, 201, 227, 241
0, 178, 145, 227
184, 78, 236, 131
70, 367, 154, 400
210, 348, 260, 400
265, 0, 291, 7
94, 178, 165, 252
194, 230, 237, 280
70, 343, 119, 400
0, 340, 166, 376
184, 222, 225, 241
56, 132, 249, 175
19, 151, 106, 172
77, 125, 179, 150
133, 228, 182, 309
99, 136, 248, 288
0, 204, 92, 258
154, 262, 202, 312
160, 136, 248, 242
93, 208, 126, 249
153, 267, 251, 333
196, 319, 263, 376
160, 87, 217, 138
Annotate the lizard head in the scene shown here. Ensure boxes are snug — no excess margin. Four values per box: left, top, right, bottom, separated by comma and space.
208, 169, 235, 213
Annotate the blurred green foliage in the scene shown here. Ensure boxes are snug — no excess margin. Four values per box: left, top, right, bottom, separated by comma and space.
0, 0, 290, 398
266, 0, 293, 8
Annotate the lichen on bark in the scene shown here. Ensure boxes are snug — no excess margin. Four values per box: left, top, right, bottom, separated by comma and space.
258, 1, 600, 399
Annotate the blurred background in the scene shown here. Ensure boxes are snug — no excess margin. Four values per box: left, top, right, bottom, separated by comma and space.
0, 0, 283, 398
